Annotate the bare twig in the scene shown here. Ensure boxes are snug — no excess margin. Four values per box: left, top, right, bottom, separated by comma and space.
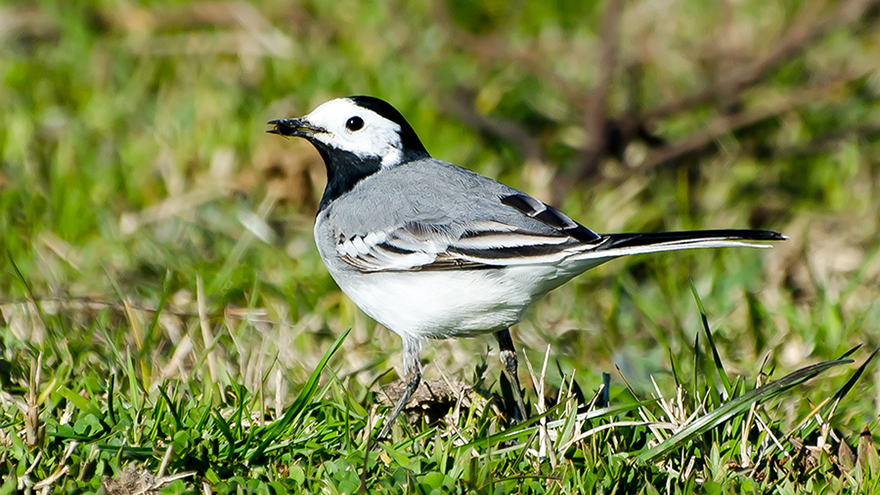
640, 0, 879, 122
551, 0, 880, 195
553, 0, 623, 201
434, 0, 879, 199
632, 77, 854, 173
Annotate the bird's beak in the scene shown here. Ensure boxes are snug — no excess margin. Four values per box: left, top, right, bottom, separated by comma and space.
266, 118, 322, 137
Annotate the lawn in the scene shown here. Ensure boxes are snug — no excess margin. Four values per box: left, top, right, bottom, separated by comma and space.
2, 0, 880, 493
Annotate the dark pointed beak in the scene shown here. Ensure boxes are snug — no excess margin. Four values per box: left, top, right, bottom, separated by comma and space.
267, 118, 321, 137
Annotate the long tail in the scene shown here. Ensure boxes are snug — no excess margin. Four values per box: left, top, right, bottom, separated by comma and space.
572, 229, 786, 261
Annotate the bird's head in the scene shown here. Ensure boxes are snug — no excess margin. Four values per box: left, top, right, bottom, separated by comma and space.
269, 96, 429, 169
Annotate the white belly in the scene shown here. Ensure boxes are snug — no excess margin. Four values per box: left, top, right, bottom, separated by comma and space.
330, 265, 562, 340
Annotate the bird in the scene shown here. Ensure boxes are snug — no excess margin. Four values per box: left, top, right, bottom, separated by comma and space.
267, 96, 785, 438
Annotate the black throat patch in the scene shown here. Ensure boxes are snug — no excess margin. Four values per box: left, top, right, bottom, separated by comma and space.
311, 140, 384, 213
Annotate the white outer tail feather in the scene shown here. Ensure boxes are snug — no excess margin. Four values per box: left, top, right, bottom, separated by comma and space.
571, 238, 773, 262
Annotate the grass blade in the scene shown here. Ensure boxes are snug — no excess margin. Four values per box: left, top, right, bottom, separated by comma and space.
142, 269, 173, 355
689, 280, 732, 398
797, 345, 880, 440
248, 327, 351, 460
831, 345, 880, 403
637, 358, 851, 462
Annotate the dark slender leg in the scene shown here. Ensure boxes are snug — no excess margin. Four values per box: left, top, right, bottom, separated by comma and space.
378, 338, 421, 439
495, 328, 529, 421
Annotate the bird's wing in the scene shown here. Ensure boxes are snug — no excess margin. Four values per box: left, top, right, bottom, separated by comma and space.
334, 190, 784, 273
335, 192, 610, 272
335, 219, 592, 273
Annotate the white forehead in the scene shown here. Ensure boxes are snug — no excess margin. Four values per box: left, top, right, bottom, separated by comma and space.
306, 98, 384, 125
304, 98, 404, 166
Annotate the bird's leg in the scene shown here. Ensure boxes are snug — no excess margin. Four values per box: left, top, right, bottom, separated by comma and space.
495, 328, 529, 421
377, 338, 421, 439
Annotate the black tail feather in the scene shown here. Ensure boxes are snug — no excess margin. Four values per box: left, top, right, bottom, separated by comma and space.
599, 229, 786, 250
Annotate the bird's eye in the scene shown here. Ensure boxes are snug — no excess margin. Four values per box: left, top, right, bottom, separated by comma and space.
345, 116, 364, 132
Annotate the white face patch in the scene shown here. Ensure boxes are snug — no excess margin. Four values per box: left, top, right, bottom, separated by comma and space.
302, 98, 405, 168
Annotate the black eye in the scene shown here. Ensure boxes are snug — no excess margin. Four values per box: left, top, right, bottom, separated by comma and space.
345, 116, 364, 132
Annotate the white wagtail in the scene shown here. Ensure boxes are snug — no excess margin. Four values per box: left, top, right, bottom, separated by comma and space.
268, 96, 785, 438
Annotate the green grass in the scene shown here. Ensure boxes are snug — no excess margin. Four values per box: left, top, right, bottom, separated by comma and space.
1, 298, 877, 493
2, 0, 880, 493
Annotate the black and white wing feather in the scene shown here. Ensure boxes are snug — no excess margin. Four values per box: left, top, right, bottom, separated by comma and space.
337, 218, 588, 272
335, 191, 785, 273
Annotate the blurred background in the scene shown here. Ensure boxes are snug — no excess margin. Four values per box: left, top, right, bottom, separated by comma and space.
2, 0, 880, 417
